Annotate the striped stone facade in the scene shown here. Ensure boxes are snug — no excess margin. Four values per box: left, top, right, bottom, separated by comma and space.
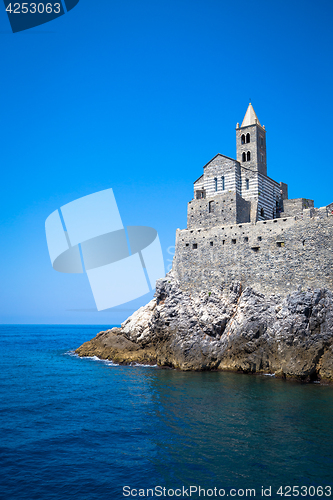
190, 104, 288, 225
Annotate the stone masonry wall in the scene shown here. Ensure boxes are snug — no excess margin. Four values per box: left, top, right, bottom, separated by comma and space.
236, 124, 267, 176
187, 192, 251, 229
187, 192, 237, 229
174, 212, 333, 297
239, 170, 282, 222
283, 198, 314, 218
194, 155, 240, 197
236, 194, 251, 223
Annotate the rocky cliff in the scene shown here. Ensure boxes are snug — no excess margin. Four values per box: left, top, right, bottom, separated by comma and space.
76, 273, 333, 382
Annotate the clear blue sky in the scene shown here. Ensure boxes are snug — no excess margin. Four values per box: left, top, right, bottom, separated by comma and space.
1, 0, 332, 324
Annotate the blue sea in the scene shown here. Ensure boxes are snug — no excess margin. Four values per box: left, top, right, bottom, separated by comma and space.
0, 325, 333, 500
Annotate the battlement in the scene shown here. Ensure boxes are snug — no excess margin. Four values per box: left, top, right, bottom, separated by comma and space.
182, 207, 333, 246
283, 198, 314, 218
174, 210, 333, 297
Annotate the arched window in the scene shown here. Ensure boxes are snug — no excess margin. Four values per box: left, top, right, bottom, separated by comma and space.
242, 152, 246, 162
221, 176, 225, 190
260, 208, 265, 218
241, 134, 245, 144
214, 177, 218, 191
246, 179, 249, 190
247, 151, 251, 161
246, 133, 250, 143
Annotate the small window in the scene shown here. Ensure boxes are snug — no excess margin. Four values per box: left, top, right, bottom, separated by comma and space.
185, 243, 189, 247
193, 243, 198, 249
221, 176, 225, 190
260, 136, 264, 147
222, 240, 225, 245
196, 190, 205, 200
258, 236, 262, 241
241, 134, 245, 144
246, 179, 249, 190
247, 151, 251, 161
209, 201, 215, 213
214, 177, 218, 191
242, 152, 246, 162
251, 246, 260, 252
244, 237, 248, 242
246, 133, 250, 143
232, 239, 236, 244
260, 208, 265, 218
210, 241, 214, 246
260, 154, 264, 162
277, 242, 285, 248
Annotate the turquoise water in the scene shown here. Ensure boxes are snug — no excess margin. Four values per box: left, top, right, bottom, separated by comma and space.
0, 325, 332, 499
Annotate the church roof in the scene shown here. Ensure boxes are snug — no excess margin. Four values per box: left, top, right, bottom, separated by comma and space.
241, 103, 262, 127
192, 154, 238, 184
193, 174, 204, 184
202, 153, 237, 169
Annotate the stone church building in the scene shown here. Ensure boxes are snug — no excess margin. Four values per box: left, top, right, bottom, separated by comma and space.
188, 103, 312, 230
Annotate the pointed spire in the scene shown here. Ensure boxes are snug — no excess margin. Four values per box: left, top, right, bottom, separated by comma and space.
241, 103, 262, 127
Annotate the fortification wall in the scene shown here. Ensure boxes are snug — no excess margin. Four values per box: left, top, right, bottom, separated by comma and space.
187, 192, 251, 229
283, 198, 314, 218
173, 212, 333, 297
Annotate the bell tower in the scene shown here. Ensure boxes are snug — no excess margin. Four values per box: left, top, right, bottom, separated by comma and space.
236, 103, 267, 176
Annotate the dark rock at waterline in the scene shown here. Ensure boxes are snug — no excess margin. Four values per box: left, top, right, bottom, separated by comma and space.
76, 273, 333, 382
